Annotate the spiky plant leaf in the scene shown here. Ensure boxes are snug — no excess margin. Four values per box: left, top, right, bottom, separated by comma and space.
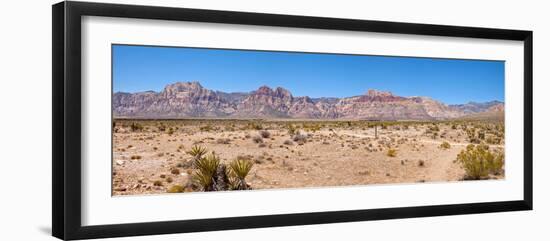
230, 159, 253, 179
192, 153, 220, 191
186, 145, 207, 159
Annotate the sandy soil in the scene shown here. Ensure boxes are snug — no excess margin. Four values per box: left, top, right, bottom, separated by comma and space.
112, 120, 504, 195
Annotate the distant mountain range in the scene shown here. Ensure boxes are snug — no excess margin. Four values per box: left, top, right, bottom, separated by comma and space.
113, 81, 504, 120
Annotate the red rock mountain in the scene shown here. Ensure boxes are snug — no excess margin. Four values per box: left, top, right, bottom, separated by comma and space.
113, 81, 503, 120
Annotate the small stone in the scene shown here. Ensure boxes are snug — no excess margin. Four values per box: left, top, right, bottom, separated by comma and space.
114, 187, 126, 192
115, 160, 125, 165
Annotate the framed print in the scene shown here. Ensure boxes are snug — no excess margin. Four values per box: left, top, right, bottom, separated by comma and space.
52, 1, 533, 240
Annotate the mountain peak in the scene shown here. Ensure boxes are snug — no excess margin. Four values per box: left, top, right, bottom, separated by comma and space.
366, 89, 395, 97
164, 81, 203, 91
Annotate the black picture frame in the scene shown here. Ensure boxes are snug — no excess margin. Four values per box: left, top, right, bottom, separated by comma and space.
52, 1, 533, 240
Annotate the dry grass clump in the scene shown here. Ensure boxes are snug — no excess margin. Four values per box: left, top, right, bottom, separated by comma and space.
440, 141, 451, 149
167, 185, 184, 193
386, 148, 397, 157
456, 144, 504, 180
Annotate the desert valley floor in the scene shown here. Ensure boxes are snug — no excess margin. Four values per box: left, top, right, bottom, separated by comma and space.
112, 119, 505, 195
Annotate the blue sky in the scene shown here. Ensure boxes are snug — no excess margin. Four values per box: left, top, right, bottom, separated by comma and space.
113, 44, 504, 105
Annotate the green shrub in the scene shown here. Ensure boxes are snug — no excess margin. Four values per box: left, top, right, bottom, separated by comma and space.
440, 141, 451, 149
456, 144, 504, 180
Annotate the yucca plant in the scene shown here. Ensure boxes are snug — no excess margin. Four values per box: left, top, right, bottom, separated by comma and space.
186, 145, 207, 166
229, 159, 253, 190
192, 153, 220, 191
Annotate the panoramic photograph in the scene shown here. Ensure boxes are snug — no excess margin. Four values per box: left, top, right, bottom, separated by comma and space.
111, 45, 505, 196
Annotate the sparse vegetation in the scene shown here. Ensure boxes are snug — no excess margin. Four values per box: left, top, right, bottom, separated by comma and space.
113, 118, 506, 195
386, 149, 397, 157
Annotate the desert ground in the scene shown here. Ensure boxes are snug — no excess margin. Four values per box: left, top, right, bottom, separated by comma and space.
112, 119, 505, 195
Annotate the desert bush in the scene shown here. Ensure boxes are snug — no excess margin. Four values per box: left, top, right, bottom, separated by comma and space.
283, 139, 294, 145
418, 160, 425, 167
167, 185, 184, 193
166, 127, 175, 135
259, 130, 271, 138
229, 159, 253, 190
286, 124, 297, 135
192, 153, 220, 191
386, 148, 397, 157
258, 143, 267, 148
440, 141, 451, 149
252, 135, 263, 143
153, 180, 163, 186
456, 144, 504, 180
166, 177, 173, 183
130, 122, 143, 132
292, 134, 307, 143
130, 155, 142, 160
170, 168, 180, 175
